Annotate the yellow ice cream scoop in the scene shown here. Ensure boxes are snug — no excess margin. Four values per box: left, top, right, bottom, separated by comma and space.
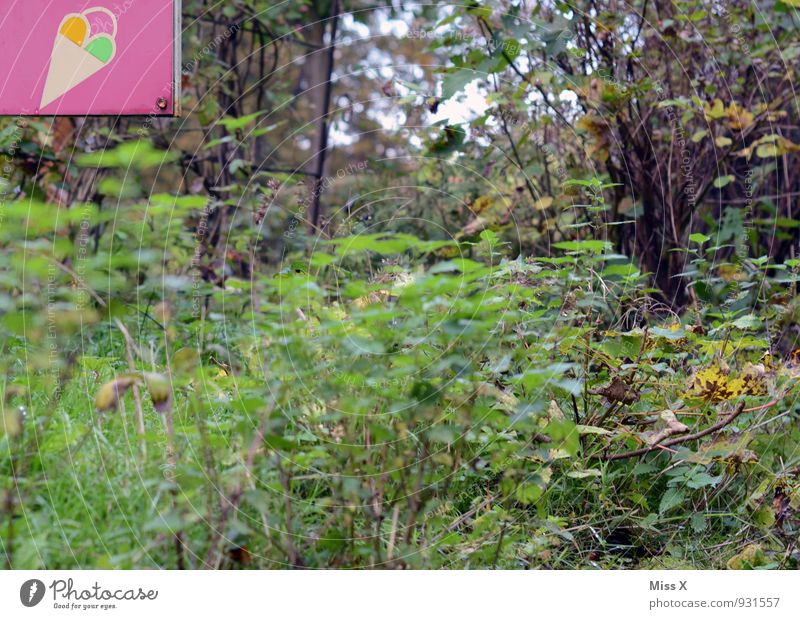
59, 15, 87, 46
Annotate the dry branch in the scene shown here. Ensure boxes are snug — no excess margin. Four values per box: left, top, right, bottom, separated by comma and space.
599, 401, 748, 462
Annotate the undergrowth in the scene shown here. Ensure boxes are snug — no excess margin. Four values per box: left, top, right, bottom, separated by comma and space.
2, 219, 799, 569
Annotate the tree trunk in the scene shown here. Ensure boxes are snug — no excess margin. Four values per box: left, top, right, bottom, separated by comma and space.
303, 0, 341, 233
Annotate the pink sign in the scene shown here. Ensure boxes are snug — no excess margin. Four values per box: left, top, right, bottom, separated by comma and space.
0, 1, 180, 116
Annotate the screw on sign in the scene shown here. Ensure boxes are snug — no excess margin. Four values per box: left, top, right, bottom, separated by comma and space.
0, 1, 181, 116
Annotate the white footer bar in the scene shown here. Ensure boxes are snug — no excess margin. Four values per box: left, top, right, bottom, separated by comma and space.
1, 570, 797, 618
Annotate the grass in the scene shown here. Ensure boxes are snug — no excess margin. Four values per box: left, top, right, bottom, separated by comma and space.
1, 237, 799, 569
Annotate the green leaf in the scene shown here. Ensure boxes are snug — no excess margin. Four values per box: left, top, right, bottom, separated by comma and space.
576, 425, 612, 435
216, 111, 264, 131
466, 3, 492, 19
326, 233, 420, 256
442, 69, 480, 100
659, 487, 686, 514
690, 513, 707, 533
76, 140, 178, 169
150, 194, 209, 211
567, 468, 602, 479
544, 419, 580, 458
732, 314, 761, 330
552, 240, 610, 253
713, 175, 734, 188
685, 472, 723, 489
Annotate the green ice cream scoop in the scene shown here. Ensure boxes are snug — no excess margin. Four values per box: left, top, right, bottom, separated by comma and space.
85, 36, 114, 63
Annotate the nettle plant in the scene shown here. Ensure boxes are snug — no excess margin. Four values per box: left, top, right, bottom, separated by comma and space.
218, 232, 588, 567
2, 168, 800, 567
268, 232, 800, 567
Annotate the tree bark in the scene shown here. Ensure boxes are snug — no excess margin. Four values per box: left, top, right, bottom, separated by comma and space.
303, 0, 341, 233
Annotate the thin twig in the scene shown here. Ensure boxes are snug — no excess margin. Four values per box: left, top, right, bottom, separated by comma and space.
40, 253, 107, 307
114, 319, 145, 449
386, 503, 400, 562
599, 401, 747, 461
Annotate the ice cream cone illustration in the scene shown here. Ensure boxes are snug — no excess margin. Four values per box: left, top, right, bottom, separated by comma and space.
40, 7, 117, 109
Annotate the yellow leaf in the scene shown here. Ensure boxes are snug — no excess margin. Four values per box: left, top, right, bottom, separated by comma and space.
687, 361, 769, 402
171, 347, 200, 373
585, 143, 609, 163
471, 195, 494, 214
1, 410, 22, 439
727, 544, 766, 570
354, 289, 391, 309
756, 143, 779, 158
576, 112, 609, 138
534, 196, 554, 210
755, 135, 800, 158
727, 102, 754, 130
717, 264, 745, 282
703, 98, 726, 121
143, 372, 172, 413
95, 376, 137, 412
686, 364, 743, 402
740, 362, 768, 396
